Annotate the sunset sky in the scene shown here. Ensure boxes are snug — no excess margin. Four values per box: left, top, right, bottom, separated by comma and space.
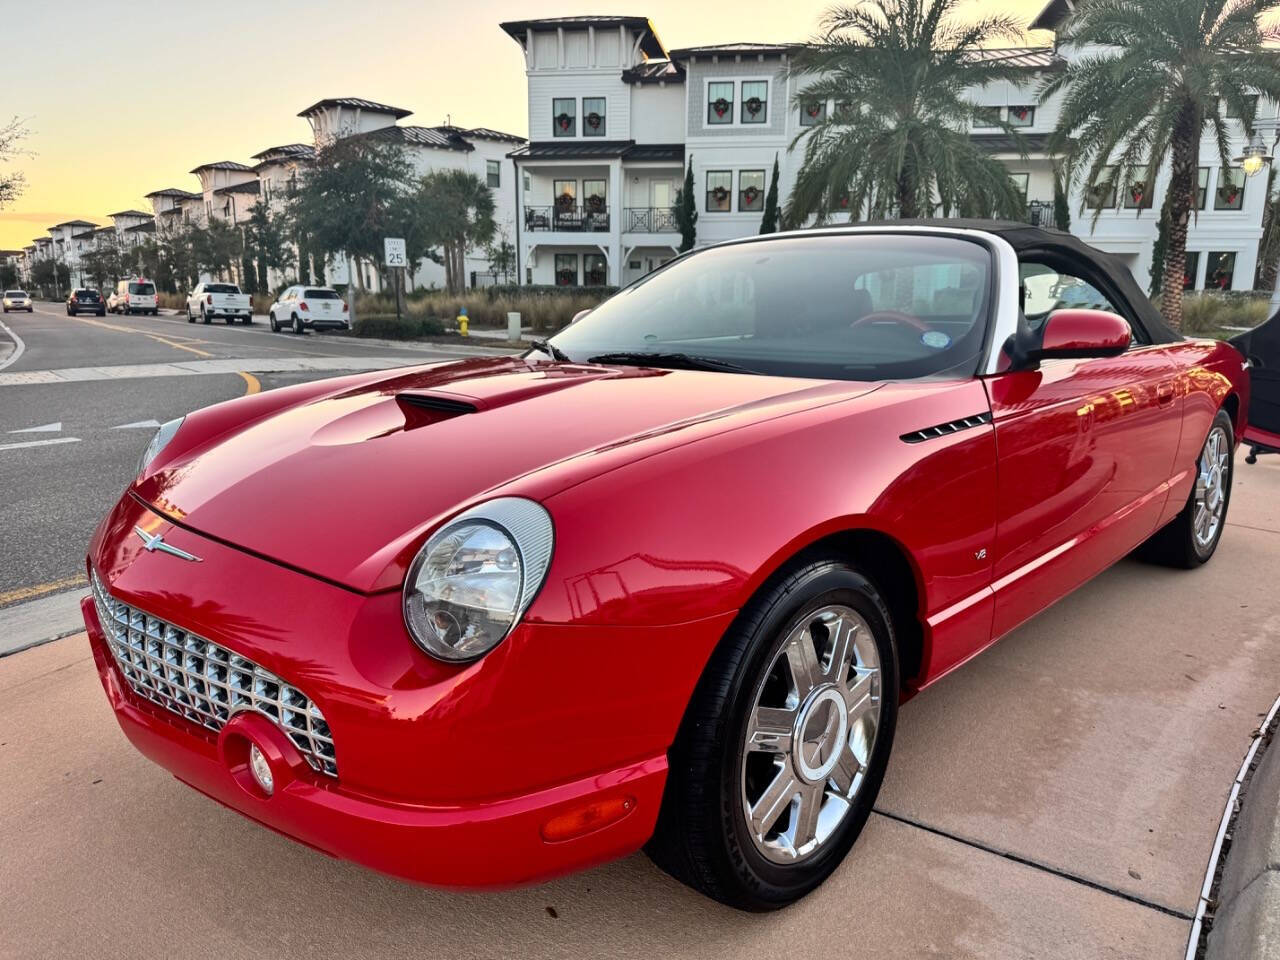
0, 0, 1048, 250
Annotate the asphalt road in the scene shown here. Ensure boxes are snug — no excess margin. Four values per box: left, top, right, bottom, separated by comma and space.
2, 450, 1278, 959
0, 301, 481, 606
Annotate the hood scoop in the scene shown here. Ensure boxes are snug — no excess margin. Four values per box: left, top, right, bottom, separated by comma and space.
394, 393, 478, 432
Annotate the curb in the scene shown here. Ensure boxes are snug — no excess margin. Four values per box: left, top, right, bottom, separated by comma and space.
1198, 695, 1280, 959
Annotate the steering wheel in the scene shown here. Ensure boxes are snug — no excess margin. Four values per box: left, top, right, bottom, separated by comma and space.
849, 310, 932, 335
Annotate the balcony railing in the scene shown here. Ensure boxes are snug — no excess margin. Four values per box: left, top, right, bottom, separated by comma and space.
623, 207, 679, 233
1024, 200, 1055, 227
524, 204, 610, 233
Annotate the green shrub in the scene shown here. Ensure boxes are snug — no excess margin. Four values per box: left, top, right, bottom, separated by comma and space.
352, 312, 445, 339
352, 288, 612, 333
1181, 292, 1272, 337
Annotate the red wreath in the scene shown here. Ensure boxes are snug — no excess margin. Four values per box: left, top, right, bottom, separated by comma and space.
742, 185, 761, 205
1130, 183, 1146, 205
556, 112, 573, 131
744, 96, 764, 117
555, 192, 575, 210
1011, 106, 1030, 121
586, 112, 602, 130
805, 103, 822, 118
837, 193, 851, 208
585, 194, 605, 212
1220, 185, 1240, 204
711, 185, 729, 203
556, 268, 576, 286
712, 97, 731, 118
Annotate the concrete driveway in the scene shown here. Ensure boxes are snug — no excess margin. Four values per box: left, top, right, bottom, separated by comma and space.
2, 451, 1278, 960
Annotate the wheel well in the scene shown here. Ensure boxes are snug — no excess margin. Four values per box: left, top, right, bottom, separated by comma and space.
1223, 392, 1241, 435
782, 529, 924, 691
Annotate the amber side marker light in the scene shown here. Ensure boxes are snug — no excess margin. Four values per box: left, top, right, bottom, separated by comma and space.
540, 796, 637, 843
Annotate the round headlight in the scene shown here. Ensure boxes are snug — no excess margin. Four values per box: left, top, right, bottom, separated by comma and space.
138, 416, 184, 476
403, 498, 554, 662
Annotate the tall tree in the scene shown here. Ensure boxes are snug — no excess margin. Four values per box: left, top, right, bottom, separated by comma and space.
415, 169, 497, 294
674, 158, 697, 252
760, 155, 781, 234
245, 202, 288, 293
786, 0, 1029, 223
0, 117, 31, 211
1257, 167, 1280, 294
1043, 0, 1280, 329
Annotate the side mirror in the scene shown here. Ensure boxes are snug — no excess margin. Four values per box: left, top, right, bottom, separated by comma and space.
570, 308, 591, 325
1009, 308, 1131, 369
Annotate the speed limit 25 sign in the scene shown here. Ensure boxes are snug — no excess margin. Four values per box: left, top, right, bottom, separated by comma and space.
384, 238, 407, 267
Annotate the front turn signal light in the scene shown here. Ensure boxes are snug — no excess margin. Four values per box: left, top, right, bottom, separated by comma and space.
540, 795, 637, 843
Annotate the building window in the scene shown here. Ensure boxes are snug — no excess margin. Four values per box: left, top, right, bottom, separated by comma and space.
584, 253, 607, 285
553, 98, 576, 137
1085, 165, 1118, 209
1123, 168, 1154, 209
708, 82, 734, 125
1197, 167, 1209, 209
739, 169, 766, 211
583, 97, 606, 137
1007, 105, 1035, 128
555, 253, 578, 286
1215, 167, 1246, 210
1205, 251, 1236, 290
486, 160, 501, 188
799, 100, 826, 126
706, 170, 732, 211
975, 106, 1001, 128
741, 81, 768, 124
1225, 94, 1259, 121
583, 179, 607, 222
1183, 251, 1200, 290
1009, 172, 1029, 199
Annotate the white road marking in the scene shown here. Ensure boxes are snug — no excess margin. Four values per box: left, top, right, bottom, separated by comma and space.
111, 419, 161, 429
8, 421, 62, 433
0, 355, 430, 387
0, 437, 81, 452
0, 315, 26, 372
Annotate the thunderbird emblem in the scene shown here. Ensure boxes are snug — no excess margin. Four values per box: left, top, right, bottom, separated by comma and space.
134, 525, 202, 562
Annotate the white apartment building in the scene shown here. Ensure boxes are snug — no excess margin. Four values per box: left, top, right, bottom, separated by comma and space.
145, 187, 202, 236
502, 9, 1278, 296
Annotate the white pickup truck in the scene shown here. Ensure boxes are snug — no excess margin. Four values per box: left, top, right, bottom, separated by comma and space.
186, 282, 253, 325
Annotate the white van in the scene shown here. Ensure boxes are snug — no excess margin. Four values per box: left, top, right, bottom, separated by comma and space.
109, 279, 158, 315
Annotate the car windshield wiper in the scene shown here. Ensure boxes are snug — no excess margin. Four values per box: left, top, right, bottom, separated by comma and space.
586, 351, 758, 375
528, 338, 573, 363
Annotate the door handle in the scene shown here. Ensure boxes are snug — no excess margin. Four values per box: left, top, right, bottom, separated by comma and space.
1157, 381, 1175, 405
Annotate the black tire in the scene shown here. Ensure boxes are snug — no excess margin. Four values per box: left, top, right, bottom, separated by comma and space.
97, 309, 105, 316
269, 313, 279, 333
646, 558, 899, 911
202, 308, 210, 325
292, 313, 304, 335
1138, 408, 1235, 568
187, 306, 194, 323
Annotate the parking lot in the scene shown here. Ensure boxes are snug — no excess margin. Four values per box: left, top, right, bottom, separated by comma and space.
2, 445, 1277, 959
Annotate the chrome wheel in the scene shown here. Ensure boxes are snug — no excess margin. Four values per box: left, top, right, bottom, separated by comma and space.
740, 604, 882, 865
1193, 424, 1230, 551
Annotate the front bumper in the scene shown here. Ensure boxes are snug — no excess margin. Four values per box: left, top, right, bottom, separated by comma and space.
82, 493, 720, 888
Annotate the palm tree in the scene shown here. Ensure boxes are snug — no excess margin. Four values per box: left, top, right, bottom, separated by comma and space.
1043, 0, 1280, 329
786, 0, 1031, 224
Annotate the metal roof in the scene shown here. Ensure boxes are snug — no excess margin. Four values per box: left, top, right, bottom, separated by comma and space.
966, 46, 1062, 70
970, 132, 1052, 153
509, 140, 684, 162
1029, 0, 1072, 32
51, 219, 97, 229
458, 126, 528, 145
124, 221, 156, 233
500, 16, 666, 58
297, 97, 412, 119
108, 209, 151, 218
72, 229, 97, 240
621, 60, 685, 84
623, 142, 684, 162
189, 160, 254, 174
668, 42, 800, 59
144, 187, 200, 199
213, 181, 261, 196
250, 143, 316, 161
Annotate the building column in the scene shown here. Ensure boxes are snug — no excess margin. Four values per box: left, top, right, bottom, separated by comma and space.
609, 159, 623, 285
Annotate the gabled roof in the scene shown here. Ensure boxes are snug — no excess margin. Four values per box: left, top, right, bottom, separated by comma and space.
454, 126, 527, 145
251, 143, 316, 162
499, 16, 667, 59
621, 59, 685, 84
124, 221, 156, 234
668, 42, 800, 59
145, 187, 201, 199
51, 219, 97, 229
297, 97, 412, 119
189, 160, 254, 174
362, 124, 526, 152
72, 228, 97, 240
213, 181, 261, 196
967, 46, 1062, 70
1029, 0, 1073, 32
108, 209, 151, 218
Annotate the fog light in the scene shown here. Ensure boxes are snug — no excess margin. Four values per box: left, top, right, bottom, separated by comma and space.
248, 743, 274, 795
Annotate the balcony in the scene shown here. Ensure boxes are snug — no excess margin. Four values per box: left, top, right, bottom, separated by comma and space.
524, 204, 610, 233
623, 207, 678, 233
1024, 200, 1055, 228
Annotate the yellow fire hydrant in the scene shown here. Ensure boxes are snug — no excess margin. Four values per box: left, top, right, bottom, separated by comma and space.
458, 306, 469, 337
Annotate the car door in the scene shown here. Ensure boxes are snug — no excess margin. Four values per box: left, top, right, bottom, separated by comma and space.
985, 254, 1182, 638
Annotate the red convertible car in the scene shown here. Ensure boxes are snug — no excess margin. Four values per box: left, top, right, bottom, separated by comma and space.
84, 223, 1247, 910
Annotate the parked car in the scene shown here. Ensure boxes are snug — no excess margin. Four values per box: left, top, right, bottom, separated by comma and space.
268, 285, 350, 334
2, 289, 32, 312
186, 282, 252, 324
84, 223, 1248, 910
109, 278, 158, 315
66, 288, 106, 316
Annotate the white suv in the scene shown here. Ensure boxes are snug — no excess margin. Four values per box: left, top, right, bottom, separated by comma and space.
109, 279, 158, 315
268, 286, 350, 334
2, 290, 32, 313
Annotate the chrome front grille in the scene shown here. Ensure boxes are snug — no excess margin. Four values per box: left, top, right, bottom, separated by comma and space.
90, 569, 338, 777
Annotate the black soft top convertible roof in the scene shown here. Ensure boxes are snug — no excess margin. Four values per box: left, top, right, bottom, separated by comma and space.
858, 219, 1182, 345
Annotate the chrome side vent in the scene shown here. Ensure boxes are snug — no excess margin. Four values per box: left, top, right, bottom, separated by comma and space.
900, 411, 992, 444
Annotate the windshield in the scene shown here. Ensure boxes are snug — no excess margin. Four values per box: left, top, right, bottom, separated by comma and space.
549, 234, 993, 381
204, 283, 238, 294
304, 289, 339, 299
128, 282, 155, 295
5, 290, 25, 297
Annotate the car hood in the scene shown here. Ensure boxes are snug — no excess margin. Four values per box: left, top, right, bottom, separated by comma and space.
135, 356, 877, 592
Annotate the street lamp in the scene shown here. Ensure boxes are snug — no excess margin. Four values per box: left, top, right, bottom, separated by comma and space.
1237, 131, 1275, 178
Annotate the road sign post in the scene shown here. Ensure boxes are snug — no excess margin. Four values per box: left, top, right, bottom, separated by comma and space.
384, 238, 407, 324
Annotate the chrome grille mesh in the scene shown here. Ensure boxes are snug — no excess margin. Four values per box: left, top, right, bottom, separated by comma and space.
90, 569, 338, 777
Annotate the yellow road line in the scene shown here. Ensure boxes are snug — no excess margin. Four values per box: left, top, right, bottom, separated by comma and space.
0, 575, 87, 606
68, 314, 214, 357
237, 371, 261, 395
144, 334, 213, 358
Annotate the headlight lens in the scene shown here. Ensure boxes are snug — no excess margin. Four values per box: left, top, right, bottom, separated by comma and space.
403, 497, 554, 662
137, 416, 184, 475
